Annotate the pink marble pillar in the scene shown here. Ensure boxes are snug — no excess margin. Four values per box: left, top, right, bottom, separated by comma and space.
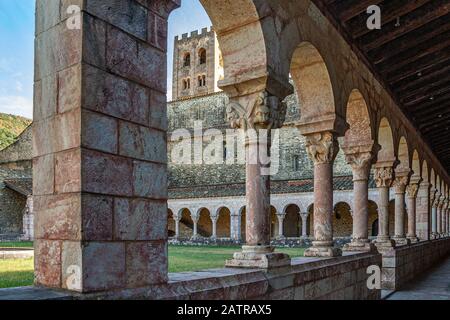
225, 91, 291, 268
406, 180, 421, 243
373, 165, 396, 251
416, 182, 431, 241
392, 170, 411, 246
342, 149, 376, 252
304, 132, 342, 257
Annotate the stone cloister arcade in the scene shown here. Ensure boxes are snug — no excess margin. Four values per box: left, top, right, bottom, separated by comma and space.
22, 0, 450, 299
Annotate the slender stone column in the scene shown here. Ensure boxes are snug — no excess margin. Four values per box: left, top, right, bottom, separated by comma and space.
342, 148, 376, 252
437, 195, 444, 237
300, 213, 309, 238
303, 132, 341, 257
211, 215, 218, 240
442, 199, 448, 237
373, 165, 396, 251
191, 215, 199, 239
431, 190, 439, 239
406, 179, 421, 243
174, 215, 181, 239
392, 170, 411, 246
276, 214, 285, 239
225, 91, 291, 268
416, 182, 431, 241
233, 212, 242, 241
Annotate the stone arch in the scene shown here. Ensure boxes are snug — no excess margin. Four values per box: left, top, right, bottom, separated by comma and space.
199, 0, 289, 93
411, 150, 421, 179
284, 204, 301, 238
333, 202, 352, 237
290, 42, 345, 134
377, 117, 395, 162
397, 136, 410, 171
344, 89, 374, 146
197, 208, 212, 237
180, 208, 194, 238
431, 168, 436, 188
216, 207, 231, 238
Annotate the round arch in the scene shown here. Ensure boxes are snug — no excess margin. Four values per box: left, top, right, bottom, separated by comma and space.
397, 137, 410, 171
197, 208, 212, 237
377, 117, 395, 162
333, 202, 352, 237
344, 89, 374, 145
216, 207, 231, 238
284, 204, 301, 238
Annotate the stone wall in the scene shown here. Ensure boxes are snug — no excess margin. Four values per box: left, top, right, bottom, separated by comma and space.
0, 126, 32, 237
167, 92, 352, 189
381, 238, 450, 290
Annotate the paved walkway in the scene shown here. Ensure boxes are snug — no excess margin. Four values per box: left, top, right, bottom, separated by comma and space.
387, 256, 450, 300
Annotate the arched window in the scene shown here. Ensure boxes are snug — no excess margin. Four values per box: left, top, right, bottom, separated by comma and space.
199, 48, 206, 65
183, 53, 191, 67
183, 78, 191, 90
198, 75, 206, 87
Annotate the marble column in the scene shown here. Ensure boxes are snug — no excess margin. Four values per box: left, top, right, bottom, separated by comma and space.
342, 148, 376, 252
300, 213, 309, 238
211, 215, 218, 240
192, 214, 199, 239
174, 215, 181, 239
304, 131, 342, 257
406, 179, 421, 243
225, 91, 290, 268
431, 190, 439, 239
276, 214, 285, 239
373, 165, 396, 251
442, 199, 448, 237
416, 182, 431, 241
437, 195, 444, 237
392, 170, 411, 246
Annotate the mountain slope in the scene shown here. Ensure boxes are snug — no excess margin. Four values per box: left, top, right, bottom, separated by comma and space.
0, 113, 32, 151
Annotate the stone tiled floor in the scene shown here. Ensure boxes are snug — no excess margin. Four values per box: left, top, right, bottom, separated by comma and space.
387, 256, 450, 300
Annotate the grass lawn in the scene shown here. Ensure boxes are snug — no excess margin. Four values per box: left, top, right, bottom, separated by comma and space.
0, 241, 33, 248
0, 244, 305, 288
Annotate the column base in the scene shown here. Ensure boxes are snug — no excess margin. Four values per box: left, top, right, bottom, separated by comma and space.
225, 246, 291, 269
342, 240, 376, 253
392, 236, 411, 246
407, 236, 419, 243
275, 235, 286, 241
304, 245, 342, 257
431, 233, 439, 240
373, 238, 396, 253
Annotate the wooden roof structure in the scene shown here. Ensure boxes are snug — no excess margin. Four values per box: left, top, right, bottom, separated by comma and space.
313, 0, 450, 174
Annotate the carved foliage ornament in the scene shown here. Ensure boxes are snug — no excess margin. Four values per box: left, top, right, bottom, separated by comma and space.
305, 131, 339, 165
226, 91, 287, 131
406, 183, 420, 198
374, 167, 394, 188
345, 151, 373, 180
393, 175, 410, 193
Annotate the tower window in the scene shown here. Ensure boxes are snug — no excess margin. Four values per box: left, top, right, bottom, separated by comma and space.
199, 48, 206, 65
198, 75, 206, 87
183, 78, 191, 90
183, 53, 191, 67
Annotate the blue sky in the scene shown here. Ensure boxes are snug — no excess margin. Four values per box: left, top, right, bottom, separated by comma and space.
0, 0, 211, 119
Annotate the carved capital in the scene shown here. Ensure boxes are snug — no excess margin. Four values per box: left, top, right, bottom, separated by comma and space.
393, 175, 410, 194
406, 183, 420, 198
438, 196, 446, 209
345, 151, 374, 181
374, 166, 394, 188
305, 131, 339, 165
226, 91, 286, 131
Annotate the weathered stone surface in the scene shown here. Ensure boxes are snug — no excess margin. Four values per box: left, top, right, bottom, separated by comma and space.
32, 154, 54, 196
114, 198, 167, 240
126, 242, 168, 287
58, 64, 81, 114
33, 75, 57, 121
34, 240, 62, 288
119, 121, 166, 164
81, 195, 113, 241
81, 150, 133, 196
133, 160, 167, 199
55, 149, 81, 193
81, 111, 118, 154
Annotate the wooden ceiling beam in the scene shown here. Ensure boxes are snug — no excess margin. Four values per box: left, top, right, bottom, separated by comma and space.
394, 63, 450, 92
377, 30, 450, 74
398, 75, 450, 101
369, 14, 450, 64
401, 82, 450, 106
349, 0, 432, 39
337, 0, 384, 22
359, 0, 450, 52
